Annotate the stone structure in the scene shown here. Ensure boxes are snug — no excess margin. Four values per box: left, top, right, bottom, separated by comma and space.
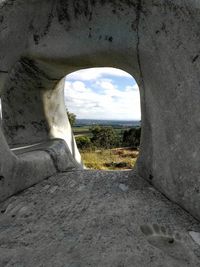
0, 170, 200, 266
1, 0, 200, 265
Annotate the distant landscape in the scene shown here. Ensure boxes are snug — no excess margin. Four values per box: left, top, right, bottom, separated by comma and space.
75, 119, 141, 127
73, 119, 140, 136
72, 119, 141, 170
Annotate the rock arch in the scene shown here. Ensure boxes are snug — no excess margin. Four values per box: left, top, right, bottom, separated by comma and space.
1, 0, 200, 221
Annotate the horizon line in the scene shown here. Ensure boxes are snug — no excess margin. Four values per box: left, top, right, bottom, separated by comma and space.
75, 118, 141, 121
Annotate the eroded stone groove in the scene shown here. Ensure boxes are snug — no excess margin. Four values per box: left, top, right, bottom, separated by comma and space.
135, 0, 143, 84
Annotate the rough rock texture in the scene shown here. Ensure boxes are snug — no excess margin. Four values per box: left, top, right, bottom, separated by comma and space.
0, 170, 200, 266
0, 0, 200, 238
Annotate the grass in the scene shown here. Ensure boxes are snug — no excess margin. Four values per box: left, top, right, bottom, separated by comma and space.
73, 125, 139, 170
81, 148, 139, 170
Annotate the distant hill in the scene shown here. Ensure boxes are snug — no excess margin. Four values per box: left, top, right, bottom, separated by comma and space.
75, 119, 141, 127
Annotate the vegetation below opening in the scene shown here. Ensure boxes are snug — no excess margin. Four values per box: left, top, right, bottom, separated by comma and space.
68, 111, 141, 170
81, 148, 139, 170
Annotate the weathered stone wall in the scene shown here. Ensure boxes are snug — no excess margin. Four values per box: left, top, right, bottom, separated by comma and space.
0, 0, 200, 221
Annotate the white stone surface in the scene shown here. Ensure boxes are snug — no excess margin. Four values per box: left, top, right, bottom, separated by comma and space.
189, 231, 200, 247
0, 170, 199, 266
0, 0, 200, 223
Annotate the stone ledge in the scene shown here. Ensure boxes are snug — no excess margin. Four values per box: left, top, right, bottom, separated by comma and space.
0, 139, 82, 203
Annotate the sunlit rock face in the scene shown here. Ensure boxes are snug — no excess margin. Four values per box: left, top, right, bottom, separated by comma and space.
0, 0, 200, 222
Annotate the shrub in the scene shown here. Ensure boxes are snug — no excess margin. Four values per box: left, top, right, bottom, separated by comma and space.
90, 125, 119, 149
75, 136, 92, 150
123, 127, 141, 148
66, 109, 76, 126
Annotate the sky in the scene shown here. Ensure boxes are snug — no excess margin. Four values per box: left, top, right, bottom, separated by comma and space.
64, 68, 141, 121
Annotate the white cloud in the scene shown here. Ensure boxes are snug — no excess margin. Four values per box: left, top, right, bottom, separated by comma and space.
65, 81, 92, 94
64, 73, 141, 120
66, 67, 132, 81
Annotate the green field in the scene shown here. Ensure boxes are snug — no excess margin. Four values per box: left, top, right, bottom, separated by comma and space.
72, 125, 129, 138
72, 126, 91, 136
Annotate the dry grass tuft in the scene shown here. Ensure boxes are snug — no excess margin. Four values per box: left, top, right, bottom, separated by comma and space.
81, 148, 139, 170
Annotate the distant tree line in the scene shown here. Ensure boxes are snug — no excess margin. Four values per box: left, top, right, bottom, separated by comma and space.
76, 125, 141, 151
66, 109, 141, 150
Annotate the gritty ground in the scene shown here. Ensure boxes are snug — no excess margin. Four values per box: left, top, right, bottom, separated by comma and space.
0, 170, 200, 267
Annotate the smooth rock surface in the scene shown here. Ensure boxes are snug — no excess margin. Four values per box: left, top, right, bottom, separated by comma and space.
0, 170, 200, 267
0, 139, 82, 202
0, 0, 200, 223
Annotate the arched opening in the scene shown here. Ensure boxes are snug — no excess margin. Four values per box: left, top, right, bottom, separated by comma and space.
65, 67, 141, 170
0, 59, 142, 171
0, 58, 142, 201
